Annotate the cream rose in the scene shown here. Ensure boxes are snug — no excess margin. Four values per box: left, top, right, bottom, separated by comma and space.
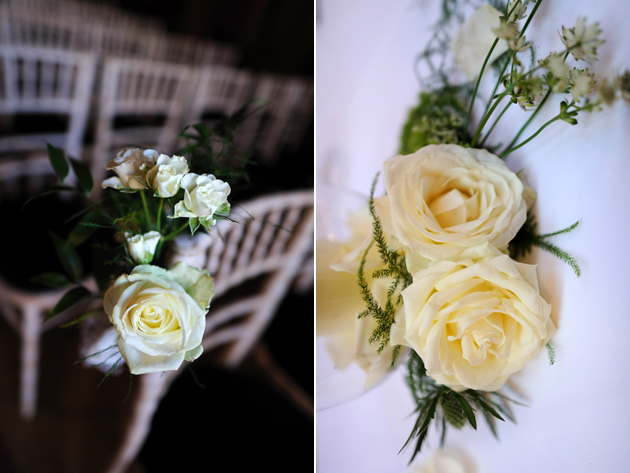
391, 244, 555, 391
451, 4, 509, 81
146, 154, 189, 198
382, 144, 529, 261
125, 231, 161, 264
101, 148, 158, 191
103, 262, 214, 375
172, 173, 231, 228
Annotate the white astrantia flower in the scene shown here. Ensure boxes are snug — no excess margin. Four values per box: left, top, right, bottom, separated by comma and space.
569, 68, 596, 102
391, 244, 555, 392
102, 148, 158, 191
492, 17, 519, 41
545, 53, 569, 79
125, 231, 161, 264
451, 5, 509, 81
560, 17, 604, 62
508, 35, 531, 53
145, 154, 189, 198
507, 0, 527, 21
104, 263, 214, 375
172, 173, 231, 229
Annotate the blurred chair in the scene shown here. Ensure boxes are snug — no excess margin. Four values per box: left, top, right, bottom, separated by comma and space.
92, 57, 193, 193
239, 74, 313, 163
105, 190, 314, 473
0, 44, 97, 161
185, 65, 253, 132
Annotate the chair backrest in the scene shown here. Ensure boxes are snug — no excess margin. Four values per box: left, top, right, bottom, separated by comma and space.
238, 74, 313, 163
93, 57, 193, 192
186, 65, 253, 127
0, 44, 97, 159
198, 190, 314, 366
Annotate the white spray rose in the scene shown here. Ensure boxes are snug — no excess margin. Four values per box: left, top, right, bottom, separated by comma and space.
451, 4, 509, 81
101, 148, 158, 191
172, 173, 231, 228
146, 154, 189, 198
103, 262, 214, 375
382, 144, 529, 261
391, 244, 555, 391
125, 231, 161, 264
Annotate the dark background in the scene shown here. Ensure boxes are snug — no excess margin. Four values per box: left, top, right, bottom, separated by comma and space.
0, 1, 314, 471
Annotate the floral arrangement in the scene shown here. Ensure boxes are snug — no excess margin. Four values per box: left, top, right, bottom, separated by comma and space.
318, 0, 629, 463
29, 118, 250, 382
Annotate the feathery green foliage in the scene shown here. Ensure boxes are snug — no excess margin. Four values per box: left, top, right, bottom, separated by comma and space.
546, 342, 556, 365
404, 351, 518, 463
357, 174, 412, 364
510, 214, 581, 276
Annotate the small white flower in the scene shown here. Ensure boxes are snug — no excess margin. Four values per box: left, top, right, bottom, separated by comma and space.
125, 231, 161, 264
102, 148, 158, 191
560, 17, 604, 62
597, 77, 618, 106
492, 17, 519, 41
146, 154, 189, 198
172, 173, 231, 229
569, 68, 596, 102
508, 35, 531, 53
507, 0, 527, 21
545, 53, 569, 79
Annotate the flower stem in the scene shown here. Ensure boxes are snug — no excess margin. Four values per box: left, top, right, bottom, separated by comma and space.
140, 191, 152, 229
479, 101, 512, 147
465, 38, 499, 133
163, 221, 189, 240
502, 88, 551, 154
499, 115, 560, 158
519, 0, 542, 39
156, 198, 164, 232
471, 92, 508, 147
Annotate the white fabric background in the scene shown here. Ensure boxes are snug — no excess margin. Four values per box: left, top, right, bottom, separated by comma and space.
316, 0, 630, 471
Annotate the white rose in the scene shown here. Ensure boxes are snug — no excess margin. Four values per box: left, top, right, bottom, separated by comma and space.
382, 144, 529, 261
125, 231, 161, 264
316, 240, 398, 388
103, 262, 214, 375
146, 154, 189, 198
101, 148, 158, 191
172, 173, 231, 227
391, 244, 555, 391
451, 4, 509, 81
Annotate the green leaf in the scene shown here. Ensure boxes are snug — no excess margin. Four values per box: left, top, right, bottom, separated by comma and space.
469, 392, 505, 422
46, 285, 91, 321
453, 392, 477, 430
69, 157, 94, 196
67, 211, 102, 248
189, 217, 200, 235
215, 202, 231, 215
21, 185, 73, 210
49, 231, 83, 282
59, 309, 103, 328
30, 272, 70, 288
47, 143, 69, 182
193, 123, 211, 139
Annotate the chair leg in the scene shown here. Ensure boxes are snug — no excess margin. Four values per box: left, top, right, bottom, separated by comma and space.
20, 305, 41, 420
104, 371, 175, 473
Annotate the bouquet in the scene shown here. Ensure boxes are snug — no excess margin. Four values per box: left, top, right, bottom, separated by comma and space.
317, 0, 629, 464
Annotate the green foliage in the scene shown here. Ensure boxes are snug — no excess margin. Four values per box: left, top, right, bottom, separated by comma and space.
47, 143, 69, 182
400, 88, 468, 154
403, 351, 517, 463
29, 272, 70, 288
69, 157, 94, 196
47, 285, 92, 321
546, 342, 556, 365
357, 174, 412, 363
49, 231, 83, 282
59, 308, 103, 328
510, 214, 581, 276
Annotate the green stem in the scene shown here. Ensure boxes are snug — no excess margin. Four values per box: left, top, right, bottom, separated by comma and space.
519, 0, 542, 39
156, 198, 164, 232
471, 92, 508, 147
465, 38, 499, 133
480, 55, 511, 123
502, 89, 551, 153
499, 116, 560, 158
163, 221, 189, 240
479, 101, 512, 147
140, 191, 152, 229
